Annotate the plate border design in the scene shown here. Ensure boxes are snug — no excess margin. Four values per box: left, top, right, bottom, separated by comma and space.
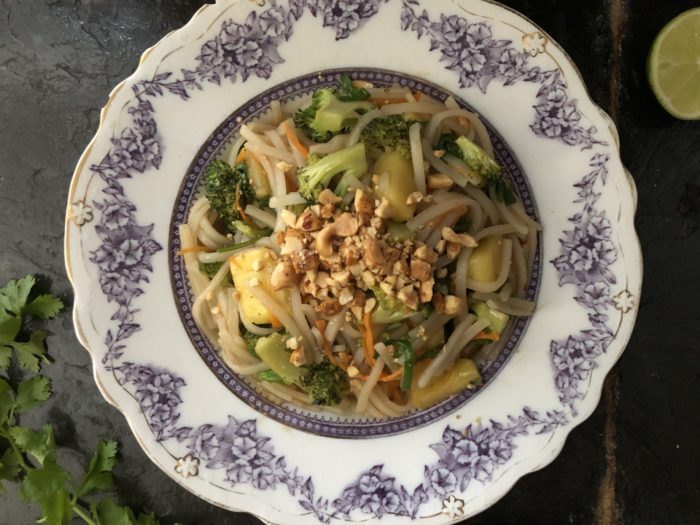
64, 1, 641, 523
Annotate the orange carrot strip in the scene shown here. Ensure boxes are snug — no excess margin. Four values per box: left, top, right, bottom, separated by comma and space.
235, 187, 254, 227
362, 312, 375, 367
235, 147, 247, 164
475, 330, 500, 342
284, 123, 309, 159
378, 368, 403, 382
270, 314, 282, 330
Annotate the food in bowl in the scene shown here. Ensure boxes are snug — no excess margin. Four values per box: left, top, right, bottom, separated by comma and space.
178, 75, 540, 417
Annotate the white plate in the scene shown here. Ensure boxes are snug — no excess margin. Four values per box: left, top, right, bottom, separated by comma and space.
64, 1, 642, 523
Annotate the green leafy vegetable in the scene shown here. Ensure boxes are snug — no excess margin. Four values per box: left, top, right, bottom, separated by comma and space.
204, 160, 265, 235
359, 114, 413, 160
388, 339, 414, 391
293, 81, 375, 143
336, 74, 371, 102
297, 143, 368, 202
257, 369, 285, 383
435, 133, 516, 203
0, 275, 170, 525
299, 361, 349, 406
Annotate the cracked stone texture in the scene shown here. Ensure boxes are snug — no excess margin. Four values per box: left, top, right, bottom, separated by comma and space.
0, 0, 698, 524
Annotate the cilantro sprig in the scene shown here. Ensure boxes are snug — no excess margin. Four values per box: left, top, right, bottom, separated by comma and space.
0, 275, 168, 525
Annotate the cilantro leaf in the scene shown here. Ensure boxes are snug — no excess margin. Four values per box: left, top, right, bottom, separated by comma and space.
0, 316, 21, 345
0, 275, 36, 316
9, 424, 56, 466
13, 330, 48, 372
23, 294, 64, 320
0, 378, 15, 426
0, 345, 11, 371
134, 512, 160, 525
0, 448, 21, 490
76, 440, 118, 498
16, 375, 52, 414
20, 458, 69, 503
37, 487, 73, 525
93, 498, 137, 525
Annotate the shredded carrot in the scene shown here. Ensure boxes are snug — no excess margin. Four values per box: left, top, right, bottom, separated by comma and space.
369, 92, 422, 106
369, 96, 408, 106
177, 245, 212, 255
284, 123, 309, 159
475, 330, 500, 342
362, 312, 376, 367
270, 314, 282, 330
378, 368, 403, 382
235, 147, 247, 164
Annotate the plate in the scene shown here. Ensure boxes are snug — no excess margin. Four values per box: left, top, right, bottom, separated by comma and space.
64, 1, 642, 523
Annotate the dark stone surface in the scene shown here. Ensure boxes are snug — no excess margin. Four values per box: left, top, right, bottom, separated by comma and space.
0, 0, 698, 523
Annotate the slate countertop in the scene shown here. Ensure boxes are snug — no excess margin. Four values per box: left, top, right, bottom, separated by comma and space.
1, 1, 698, 523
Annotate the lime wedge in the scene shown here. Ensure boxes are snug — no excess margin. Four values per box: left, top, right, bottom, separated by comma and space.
648, 8, 700, 120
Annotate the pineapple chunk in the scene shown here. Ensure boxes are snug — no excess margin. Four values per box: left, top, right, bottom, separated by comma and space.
230, 247, 288, 324
468, 235, 503, 282
410, 358, 482, 410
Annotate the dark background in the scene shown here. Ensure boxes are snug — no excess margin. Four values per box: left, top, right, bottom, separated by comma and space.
1, 0, 698, 523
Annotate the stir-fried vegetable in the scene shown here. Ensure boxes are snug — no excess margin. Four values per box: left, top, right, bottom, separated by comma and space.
297, 143, 368, 202
293, 77, 375, 142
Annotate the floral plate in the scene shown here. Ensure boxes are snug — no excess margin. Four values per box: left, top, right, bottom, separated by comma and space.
64, 1, 642, 523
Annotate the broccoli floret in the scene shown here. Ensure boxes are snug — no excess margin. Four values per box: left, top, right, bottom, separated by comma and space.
436, 133, 515, 203
370, 286, 431, 324
297, 143, 368, 202
198, 262, 233, 285
232, 220, 272, 240
203, 160, 255, 233
299, 361, 349, 406
293, 81, 375, 143
360, 115, 413, 160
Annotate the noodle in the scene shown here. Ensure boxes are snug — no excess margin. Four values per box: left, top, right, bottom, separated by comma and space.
182, 76, 541, 418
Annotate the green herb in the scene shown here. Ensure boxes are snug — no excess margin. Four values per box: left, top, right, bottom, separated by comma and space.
336, 74, 371, 102
257, 370, 285, 383
388, 339, 414, 391
0, 276, 171, 525
216, 238, 257, 253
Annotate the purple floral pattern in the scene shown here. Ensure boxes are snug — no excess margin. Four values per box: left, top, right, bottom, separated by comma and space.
114, 361, 567, 522
550, 154, 619, 414
400, 0, 605, 149
79, 1, 636, 522
308, 0, 390, 40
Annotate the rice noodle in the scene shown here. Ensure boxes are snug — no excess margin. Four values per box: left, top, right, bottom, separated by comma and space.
426, 108, 481, 146
309, 134, 350, 155
409, 122, 426, 194
246, 285, 312, 361
381, 102, 444, 116
346, 109, 384, 146
421, 139, 469, 187
290, 287, 321, 363
356, 357, 385, 413
244, 205, 277, 229
269, 192, 307, 208
418, 316, 489, 388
